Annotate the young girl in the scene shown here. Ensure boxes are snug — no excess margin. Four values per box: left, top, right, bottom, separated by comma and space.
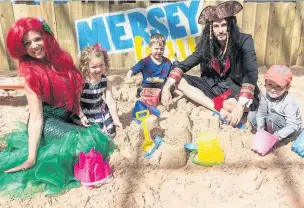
73, 43, 122, 138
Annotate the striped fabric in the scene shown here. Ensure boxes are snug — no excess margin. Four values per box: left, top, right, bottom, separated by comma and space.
73, 75, 116, 138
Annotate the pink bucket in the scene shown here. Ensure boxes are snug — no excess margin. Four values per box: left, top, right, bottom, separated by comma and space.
74, 148, 111, 188
251, 129, 279, 156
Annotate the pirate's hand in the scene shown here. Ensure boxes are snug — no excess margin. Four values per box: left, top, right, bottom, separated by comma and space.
227, 103, 245, 126
161, 84, 172, 110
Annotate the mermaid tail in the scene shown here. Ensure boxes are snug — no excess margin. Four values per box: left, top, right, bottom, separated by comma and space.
0, 117, 114, 198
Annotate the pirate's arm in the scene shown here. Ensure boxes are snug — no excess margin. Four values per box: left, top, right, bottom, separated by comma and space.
239, 35, 258, 107
167, 49, 203, 83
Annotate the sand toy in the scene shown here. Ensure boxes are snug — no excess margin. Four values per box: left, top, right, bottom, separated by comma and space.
190, 130, 225, 166
136, 109, 154, 152
145, 136, 164, 159
291, 129, 304, 158
74, 148, 112, 188
140, 87, 162, 107
251, 129, 279, 156
132, 100, 160, 124
184, 143, 198, 152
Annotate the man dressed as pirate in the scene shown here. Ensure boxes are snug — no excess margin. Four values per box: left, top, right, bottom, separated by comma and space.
162, 1, 260, 126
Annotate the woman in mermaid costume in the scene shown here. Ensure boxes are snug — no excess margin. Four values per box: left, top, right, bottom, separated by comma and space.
0, 17, 114, 198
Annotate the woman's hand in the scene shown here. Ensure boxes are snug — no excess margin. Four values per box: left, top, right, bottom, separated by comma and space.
4, 159, 36, 173
161, 84, 172, 110
226, 103, 245, 126
80, 115, 90, 127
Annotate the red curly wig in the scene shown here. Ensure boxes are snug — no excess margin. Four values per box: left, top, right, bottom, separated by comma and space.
6, 17, 82, 114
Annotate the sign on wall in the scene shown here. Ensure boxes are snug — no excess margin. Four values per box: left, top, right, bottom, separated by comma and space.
75, 1, 203, 61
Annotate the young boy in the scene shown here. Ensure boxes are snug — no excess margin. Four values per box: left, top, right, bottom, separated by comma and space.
126, 33, 172, 106
248, 65, 302, 140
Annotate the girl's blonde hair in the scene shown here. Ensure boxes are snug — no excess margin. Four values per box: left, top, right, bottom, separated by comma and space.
79, 44, 110, 78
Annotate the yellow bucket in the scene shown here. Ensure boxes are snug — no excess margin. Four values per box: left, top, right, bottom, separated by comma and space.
197, 131, 225, 164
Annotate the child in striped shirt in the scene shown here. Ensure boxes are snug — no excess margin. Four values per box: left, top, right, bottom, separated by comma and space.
73, 43, 122, 138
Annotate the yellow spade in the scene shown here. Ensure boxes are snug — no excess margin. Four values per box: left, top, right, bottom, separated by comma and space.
136, 109, 154, 152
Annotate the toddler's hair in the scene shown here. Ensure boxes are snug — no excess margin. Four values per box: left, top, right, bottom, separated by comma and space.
149, 33, 166, 47
79, 44, 110, 78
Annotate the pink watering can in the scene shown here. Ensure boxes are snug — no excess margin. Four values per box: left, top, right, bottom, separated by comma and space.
74, 148, 111, 188
251, 129, 279, 156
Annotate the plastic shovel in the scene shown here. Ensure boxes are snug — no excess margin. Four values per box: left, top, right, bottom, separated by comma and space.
145, 136, 164, 159
132, 100, 160, 124
184, 143, 198, 152
136, 110, 154, 152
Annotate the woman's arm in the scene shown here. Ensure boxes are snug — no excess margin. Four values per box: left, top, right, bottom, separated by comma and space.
105, 79, 122, 128
5, 84, 43, 173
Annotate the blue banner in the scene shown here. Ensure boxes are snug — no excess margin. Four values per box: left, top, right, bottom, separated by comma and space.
75, 1, 203, 55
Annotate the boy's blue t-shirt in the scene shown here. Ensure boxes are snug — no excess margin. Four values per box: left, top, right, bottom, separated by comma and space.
131, 56, 172, 85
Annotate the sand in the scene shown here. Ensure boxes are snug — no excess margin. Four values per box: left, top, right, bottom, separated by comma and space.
1, 66, 304, 208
